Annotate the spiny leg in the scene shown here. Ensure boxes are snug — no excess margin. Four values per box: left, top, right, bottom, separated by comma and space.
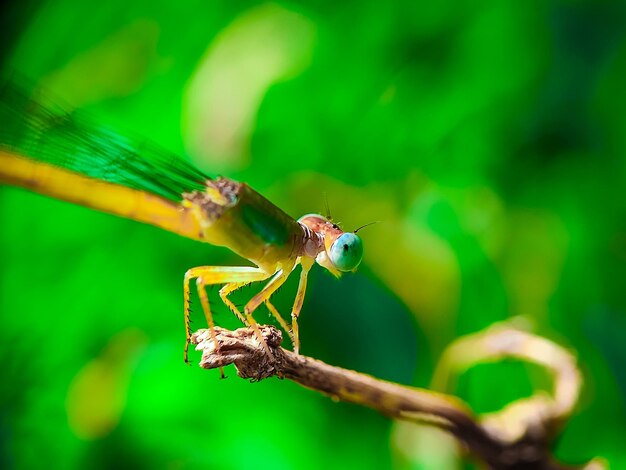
194, 276, 223, 376
244, 264, 295, 313
243, 262, 297, 354
183, 266, 270, 364
219, 280, 272, 352
220, 270, 289, 355
264, 299, 292, 343
291, 258, 314, 354
257, 269, 293, 343
219, 282, 251, 324
221, 271, 295, 349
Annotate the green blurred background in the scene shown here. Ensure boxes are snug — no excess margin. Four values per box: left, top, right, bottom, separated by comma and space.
1, 0, 626, 468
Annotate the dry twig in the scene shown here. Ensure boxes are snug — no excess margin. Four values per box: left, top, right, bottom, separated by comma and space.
191, 324, 603, 470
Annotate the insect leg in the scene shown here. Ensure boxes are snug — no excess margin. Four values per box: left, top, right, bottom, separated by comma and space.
242, 261, 297, 355
219, 282, 252, 324
219, 281, 277, 359
220, 277, 290, 335
290, 258, 315, 355
183, 266, 270, 365
264, 299, 292, 343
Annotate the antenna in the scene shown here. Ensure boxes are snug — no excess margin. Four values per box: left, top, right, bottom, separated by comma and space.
323, 192, 333, 221
354, 221, 379, 233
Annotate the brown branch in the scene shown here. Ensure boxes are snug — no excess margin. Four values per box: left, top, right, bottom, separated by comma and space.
432, 323, 583, 446
190, 325, 603, 470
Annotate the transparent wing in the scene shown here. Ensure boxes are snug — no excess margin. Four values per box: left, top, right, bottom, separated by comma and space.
0, 76, 209, 201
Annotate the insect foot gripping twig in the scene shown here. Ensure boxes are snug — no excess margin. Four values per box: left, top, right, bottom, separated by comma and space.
191, 326, 284, 381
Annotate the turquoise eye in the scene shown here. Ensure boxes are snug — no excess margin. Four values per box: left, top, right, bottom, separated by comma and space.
328, 233, 363, 272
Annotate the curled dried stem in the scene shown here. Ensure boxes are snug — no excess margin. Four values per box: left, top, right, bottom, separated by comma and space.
190, 325, 602, 470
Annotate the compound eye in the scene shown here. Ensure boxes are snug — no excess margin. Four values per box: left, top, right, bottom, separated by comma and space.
328, 233, 363, 272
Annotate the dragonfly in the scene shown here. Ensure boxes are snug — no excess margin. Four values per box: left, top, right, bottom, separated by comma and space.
0, 78, 365, 364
